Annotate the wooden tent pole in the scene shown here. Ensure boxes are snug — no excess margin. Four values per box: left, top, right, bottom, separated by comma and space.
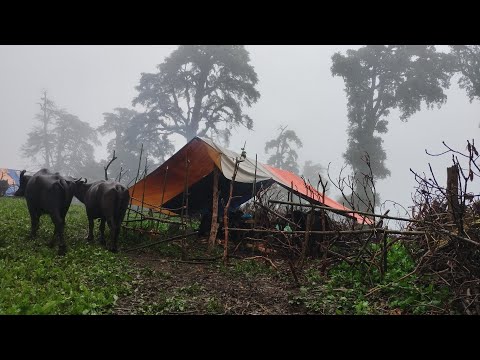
140, 156, 148, 217
208, 167, 220, 252
124, 143, 143, 236
253, 154, 258, 228
180, 154, 190, 260
156, 166, 169, 232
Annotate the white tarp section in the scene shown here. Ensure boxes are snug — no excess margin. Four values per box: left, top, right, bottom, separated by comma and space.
200, 137, 278, 183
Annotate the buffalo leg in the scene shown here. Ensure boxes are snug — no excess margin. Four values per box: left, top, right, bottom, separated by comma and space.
86, 216, 95, 243
30, 214, 40, 239
27, 206, 40, 239
50, 213, 66, 255
47, 219, 56, 248
57, 219, 66, 256
99, 218, 106, 246
107, 217, 118, 253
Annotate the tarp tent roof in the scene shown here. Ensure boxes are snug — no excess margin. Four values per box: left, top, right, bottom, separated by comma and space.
128, 137, 371, 224
0, 168, 20, 196
262, 165, 368, 223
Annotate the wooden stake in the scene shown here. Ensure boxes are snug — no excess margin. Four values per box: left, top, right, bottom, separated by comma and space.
223, 155, 243, 265
447, 164, 462, 232
180, 155, 190, 260
140, 156, 148, 217
299, 211, 312, 268
124, 143, 143, 236
208, 167, 220, 252
382, 232, 388, 275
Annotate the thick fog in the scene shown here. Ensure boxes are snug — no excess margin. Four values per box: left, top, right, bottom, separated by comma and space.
1, 45, 479, 218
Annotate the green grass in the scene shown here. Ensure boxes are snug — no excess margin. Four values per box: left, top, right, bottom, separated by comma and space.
289, 242, 452, 315
0, 197, 134, 314
213, 258, 274, 281
0, 197, 454, 315
133, 283, 205, 315
205, 296, 223, 314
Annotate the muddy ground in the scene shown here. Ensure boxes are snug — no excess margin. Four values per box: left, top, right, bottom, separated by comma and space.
112, 239, 307, 315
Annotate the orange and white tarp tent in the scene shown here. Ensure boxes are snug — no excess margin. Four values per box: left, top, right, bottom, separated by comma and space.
129, 137, 372, 225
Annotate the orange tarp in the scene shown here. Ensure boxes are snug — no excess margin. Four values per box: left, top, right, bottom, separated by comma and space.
264, 165, 373, 225
129, 138, 218, 208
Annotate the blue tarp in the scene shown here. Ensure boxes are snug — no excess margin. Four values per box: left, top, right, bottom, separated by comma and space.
0, 168, 20, 196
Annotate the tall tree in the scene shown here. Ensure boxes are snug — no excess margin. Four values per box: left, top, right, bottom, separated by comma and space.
53, 109, 100, 177
98, 108, 174, 183
22, 93, 100, 177
265, 126, 303, 174
450, 45, 480, 102
22, 90, 57, 168
133, 45, 260, 143
98, 108, 138, 154
331, 45, 454, 209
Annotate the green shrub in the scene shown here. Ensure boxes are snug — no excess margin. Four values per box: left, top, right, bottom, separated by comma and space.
289, 241, 451, 315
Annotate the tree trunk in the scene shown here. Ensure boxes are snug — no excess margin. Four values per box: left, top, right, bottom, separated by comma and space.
185, 125, 199, 142
42, 91, 51, 169
187, 68, 208, 141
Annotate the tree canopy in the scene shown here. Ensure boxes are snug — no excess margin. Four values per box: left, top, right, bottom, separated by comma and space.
331, 45, 455, 181
133, 45, 260, 144
53, 109, 99, 177
265, 126, 303, 174
450, 45, 480, 102
98, 108, 175, 184
22, 92, 100, 177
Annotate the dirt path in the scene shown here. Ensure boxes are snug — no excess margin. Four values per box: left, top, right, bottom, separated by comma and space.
112, 250, 305, 315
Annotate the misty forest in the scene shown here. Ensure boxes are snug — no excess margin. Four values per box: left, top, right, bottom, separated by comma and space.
1, 45, 480, 315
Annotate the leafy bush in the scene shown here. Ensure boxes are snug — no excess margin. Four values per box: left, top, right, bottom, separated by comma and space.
290, 241, 451, 314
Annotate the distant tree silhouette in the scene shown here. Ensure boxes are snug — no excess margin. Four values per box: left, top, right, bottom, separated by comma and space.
22, 90, 56, 168
265, 126, 303, 174
22, 92, 100, 177
450, 45, 480, 102
331, 45, 455, 210
302, 160, 326, 188
98, 108, 174, 184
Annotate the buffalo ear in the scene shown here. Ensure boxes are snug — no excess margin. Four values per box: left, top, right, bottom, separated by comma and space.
20, 170, 26, 177
83, 178, 88, 183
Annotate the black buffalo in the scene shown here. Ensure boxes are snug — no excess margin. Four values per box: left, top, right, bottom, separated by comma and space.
74, 180, 130, 252
14, 169, 83, 255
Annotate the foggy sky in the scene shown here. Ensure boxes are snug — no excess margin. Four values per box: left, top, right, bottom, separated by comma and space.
1, 45, 479, 219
